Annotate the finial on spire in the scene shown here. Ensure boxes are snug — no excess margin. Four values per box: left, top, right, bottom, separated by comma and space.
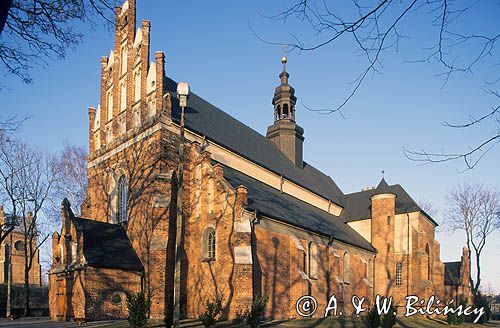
381, 170, 385, 179
279, 55, 289, 84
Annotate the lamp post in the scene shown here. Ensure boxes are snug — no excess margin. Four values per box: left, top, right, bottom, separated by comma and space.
173, 82, 189, 328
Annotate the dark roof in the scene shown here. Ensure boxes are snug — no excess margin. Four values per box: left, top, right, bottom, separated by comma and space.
375, 178, 393, 195
220, 164, 375, 252
164, 77, 345, 207
341, 182, 439, 226
70, 217, 143, 272
444, 261, 462, 286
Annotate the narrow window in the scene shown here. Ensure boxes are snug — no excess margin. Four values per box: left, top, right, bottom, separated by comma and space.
395, 262, 402, 286
134, 71, 141, 101
121, 82, 127, 111
308, 242, 318, 279
425, 243, 431, 280
343, 252, 350, 283
121, 47, 128, 74
107, 91, 113, 121
282, 104, 289, 118
117, 175, 127, 224
203, 227, 216, 260
387, 215, 391, 225
134, 108, 141, 127
106, 126, 112, 143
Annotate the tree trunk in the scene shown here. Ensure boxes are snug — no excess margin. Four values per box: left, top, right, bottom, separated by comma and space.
473, 249, 481, 295
24, 268, 30, 316
6, 233, 12, 317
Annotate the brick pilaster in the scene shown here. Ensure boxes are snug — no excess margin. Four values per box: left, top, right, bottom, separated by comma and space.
155, 51, 165, 116
100, 57, 108, 148
88, 107, 96, 154
141, 20, 150, 122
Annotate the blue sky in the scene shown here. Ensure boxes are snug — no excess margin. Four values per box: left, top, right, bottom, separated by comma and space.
1, 1, 499, 292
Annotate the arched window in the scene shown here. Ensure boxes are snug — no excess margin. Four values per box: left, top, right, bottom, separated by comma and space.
395, 262, 403, 286
387, 215, 391, 225
117, 175, 127, 224
202, 227, 216, 260
276, 105, 281, 121
308, 242, 318, 279
425, 243, 431, 280
343, 252, 350, 283
282, 104, 289, 118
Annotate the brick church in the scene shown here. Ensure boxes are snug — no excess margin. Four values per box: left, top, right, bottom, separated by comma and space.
48, 0, 471, 322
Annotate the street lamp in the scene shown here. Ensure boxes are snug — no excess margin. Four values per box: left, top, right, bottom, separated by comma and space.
173, 82, 189, 328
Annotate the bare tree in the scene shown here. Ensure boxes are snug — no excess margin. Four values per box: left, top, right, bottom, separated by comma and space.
0, 0, 119, 87
52, 142, 88, 216
0, 137, 58, 316
418, 199, 439, 218
263, 0, 499, 169
445, 183, 500, 296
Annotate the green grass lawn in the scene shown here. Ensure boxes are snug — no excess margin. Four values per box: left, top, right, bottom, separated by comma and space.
272, 317, 500, 328
100, 317, 500, 327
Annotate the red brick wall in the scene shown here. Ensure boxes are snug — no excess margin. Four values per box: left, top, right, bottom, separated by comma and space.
84, 267, 142, 320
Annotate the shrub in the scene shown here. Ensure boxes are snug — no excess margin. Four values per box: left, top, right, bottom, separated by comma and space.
127, 291, 150, 328
366, 306, 381, 328
199, 294, 224, 328
247, 293, 269, 328
381, 305, 396, 328
447, 311, 459, 325
469, 293, 490, 324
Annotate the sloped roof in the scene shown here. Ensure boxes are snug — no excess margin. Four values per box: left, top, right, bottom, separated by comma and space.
444, 261, 462, 286
164, 77, 345, 207
70, 216, 143, 272
221, 164, 375, 252
341, 181, 438, 226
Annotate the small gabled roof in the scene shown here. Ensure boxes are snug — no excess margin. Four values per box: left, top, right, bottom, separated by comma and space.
444, 261, 462, 286
62, 201, 143, 272
220, 164, 375, 252
72, 217, 144, 272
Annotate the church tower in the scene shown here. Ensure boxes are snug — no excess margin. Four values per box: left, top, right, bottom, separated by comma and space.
370, 178, 396, 296
266, 56, 304, 167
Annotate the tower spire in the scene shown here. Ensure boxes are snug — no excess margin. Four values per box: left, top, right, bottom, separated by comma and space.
266, 56, 304, 167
